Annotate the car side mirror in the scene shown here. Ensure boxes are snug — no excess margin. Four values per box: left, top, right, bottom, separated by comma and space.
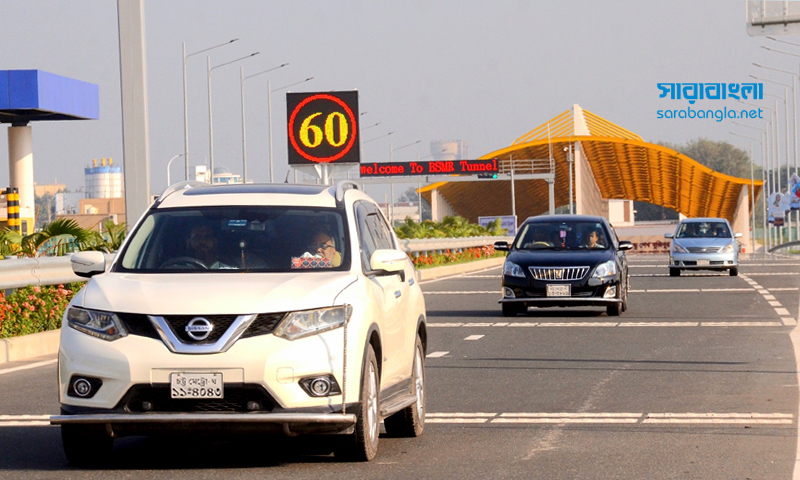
71, 251, 107, 278
618, 241, 634, 251
734, 232, 742, 238
370, 249, 407, 281
494, 241, 509, 251
664, 233, 674, 239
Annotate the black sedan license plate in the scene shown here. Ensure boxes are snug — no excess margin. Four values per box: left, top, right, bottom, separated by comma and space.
546, 284, 570, 297
170, 372, 223, 399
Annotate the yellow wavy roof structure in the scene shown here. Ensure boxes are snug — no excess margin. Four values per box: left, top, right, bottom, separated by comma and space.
421, 106, 762, 223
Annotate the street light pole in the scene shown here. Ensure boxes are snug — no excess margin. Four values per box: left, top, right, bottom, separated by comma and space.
207, 52, 259, 185
182, 39, 238, 181
268, 77, 314, 183
240, 63, 288, 183
730, 130, 762, 253
166, 153, 186, 186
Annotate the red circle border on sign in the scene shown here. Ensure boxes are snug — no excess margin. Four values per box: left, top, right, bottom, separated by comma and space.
288, 93, 358, 163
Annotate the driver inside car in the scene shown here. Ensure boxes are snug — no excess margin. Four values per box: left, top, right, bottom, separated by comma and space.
185, 223, 235, 269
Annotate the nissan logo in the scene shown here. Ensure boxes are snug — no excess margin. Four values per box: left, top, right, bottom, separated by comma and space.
185, 318, 214, 341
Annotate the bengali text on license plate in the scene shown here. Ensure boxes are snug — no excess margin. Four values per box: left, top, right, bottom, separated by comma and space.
170, 372, 223, 399
546, 284, 571, 297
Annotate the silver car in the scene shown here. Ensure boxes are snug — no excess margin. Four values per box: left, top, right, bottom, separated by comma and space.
664, 218, 742, 277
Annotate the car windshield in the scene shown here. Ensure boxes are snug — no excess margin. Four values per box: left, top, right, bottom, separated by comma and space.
514, 220, 611, 251
116, 206, 348, 273
675, 221, 730, 239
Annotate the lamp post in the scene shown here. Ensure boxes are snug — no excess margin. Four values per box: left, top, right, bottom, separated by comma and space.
182, 39, 238, 181
240, 63, 288, 183
207, 52, 259, 184
166, 153, 186, 186
741, 100, 777, 248
268, 77, 314, 183
730, 130, 762, 253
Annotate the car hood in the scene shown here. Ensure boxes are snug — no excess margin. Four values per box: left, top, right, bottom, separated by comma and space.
672, 238, 733, 247
74, 272, 358, 315
507, 249, 615, 267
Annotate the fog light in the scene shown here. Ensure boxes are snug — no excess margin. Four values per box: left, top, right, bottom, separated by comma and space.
604, 286, 617, 298
299, 375, 342, 397
310, 378, 331, 396
247, 401, 261, 411
503, 287, 515, 298
68, 376, 102, 399
141, 401, 153, 411
72, 378, 92, 397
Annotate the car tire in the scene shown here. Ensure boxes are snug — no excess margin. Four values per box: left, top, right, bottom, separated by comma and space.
730, 267, 738, 277
502, 303, 525, 317
384, 335, 425, 438
606, 301, 622, 316
621, 277, 629, 312
335, 345, 380, 462
669, 268, 680, 277
61, 424, 113, 467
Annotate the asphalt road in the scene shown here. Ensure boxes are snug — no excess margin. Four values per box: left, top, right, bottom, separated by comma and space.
0, 253, 797, 479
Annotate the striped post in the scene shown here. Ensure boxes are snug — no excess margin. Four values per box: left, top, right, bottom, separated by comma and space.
6, 188, 20, 233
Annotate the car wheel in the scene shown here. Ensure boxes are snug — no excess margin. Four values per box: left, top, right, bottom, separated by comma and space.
384, 335, 425, 438
621, 277, 629, 312
502, 303, 524, 317
669, 268, 680, 277
335, 345, 380, 461
61, 424, 113, 467
606, 301, 622, 316
730, 267, 738, 276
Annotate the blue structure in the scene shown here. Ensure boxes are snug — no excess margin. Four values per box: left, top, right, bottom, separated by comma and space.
0, 70, 98, 124
0, 69, 99, 234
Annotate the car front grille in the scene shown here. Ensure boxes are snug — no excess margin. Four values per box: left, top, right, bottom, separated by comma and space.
121, 384, 277, 413
117, 312, 285, 342
528, 266, 589, 281
687, 246, 721, 253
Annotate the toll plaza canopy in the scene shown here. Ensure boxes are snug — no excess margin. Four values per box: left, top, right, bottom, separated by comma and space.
420, 105, 762, 227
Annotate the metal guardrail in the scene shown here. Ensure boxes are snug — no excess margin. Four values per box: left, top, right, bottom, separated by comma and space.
0, 254, 116, 290
0, 238, 511, 290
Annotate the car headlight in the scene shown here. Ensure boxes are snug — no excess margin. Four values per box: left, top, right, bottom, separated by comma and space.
720, 243, 734, 253
592, 260, 618, 279
672, 242, 688, 254
503, 261, 525, 278
274, 305, 352, 341
66, 307, 127, 341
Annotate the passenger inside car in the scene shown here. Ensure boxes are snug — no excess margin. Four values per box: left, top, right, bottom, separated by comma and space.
582, 229, 606, 249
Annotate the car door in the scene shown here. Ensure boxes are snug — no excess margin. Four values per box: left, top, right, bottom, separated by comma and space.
355, 201, 412, 388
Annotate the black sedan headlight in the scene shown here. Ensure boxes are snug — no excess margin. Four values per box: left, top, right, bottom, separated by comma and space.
592, 260, 618, 279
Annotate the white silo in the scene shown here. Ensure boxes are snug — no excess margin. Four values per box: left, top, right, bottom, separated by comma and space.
84, 158, 123, 198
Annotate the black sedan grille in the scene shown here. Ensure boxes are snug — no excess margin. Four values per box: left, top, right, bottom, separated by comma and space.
528, 266, 589, 281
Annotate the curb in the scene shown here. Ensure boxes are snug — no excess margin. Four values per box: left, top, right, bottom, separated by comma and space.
0, 258, 506, 366
0, 329, 60, 365
416, 256, 504, 281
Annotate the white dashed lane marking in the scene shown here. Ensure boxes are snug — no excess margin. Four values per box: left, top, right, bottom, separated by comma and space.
464, 335, 484, 341
425, 412, 793, 426
426, 351, 449, 358
429, 321, 783, 328
0, 359, 57, 376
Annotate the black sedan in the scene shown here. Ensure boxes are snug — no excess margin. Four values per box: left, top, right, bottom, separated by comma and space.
494, 215, 633, 317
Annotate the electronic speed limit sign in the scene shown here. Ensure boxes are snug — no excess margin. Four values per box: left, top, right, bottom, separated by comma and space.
287, 91, 360, 165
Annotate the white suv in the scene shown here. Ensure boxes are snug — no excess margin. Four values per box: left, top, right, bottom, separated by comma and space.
52, 181, 427, 464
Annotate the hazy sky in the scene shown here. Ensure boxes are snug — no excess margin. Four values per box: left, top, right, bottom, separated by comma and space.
0, 1, 790, 198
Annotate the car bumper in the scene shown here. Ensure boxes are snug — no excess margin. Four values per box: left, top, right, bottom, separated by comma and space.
50, 411, 357, 436
500, 275, 622, 308
669, 253, 738, 270
58, 322, 358, 415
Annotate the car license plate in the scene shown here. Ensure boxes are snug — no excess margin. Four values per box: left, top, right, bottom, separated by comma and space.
696, 259, 710, 266
170, 372, 223, 399
546, 284, 570, 297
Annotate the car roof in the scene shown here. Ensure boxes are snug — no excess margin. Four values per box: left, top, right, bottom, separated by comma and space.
679, 217, 730, 224
521, 214, 610, 224
153, 181, 372, 209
